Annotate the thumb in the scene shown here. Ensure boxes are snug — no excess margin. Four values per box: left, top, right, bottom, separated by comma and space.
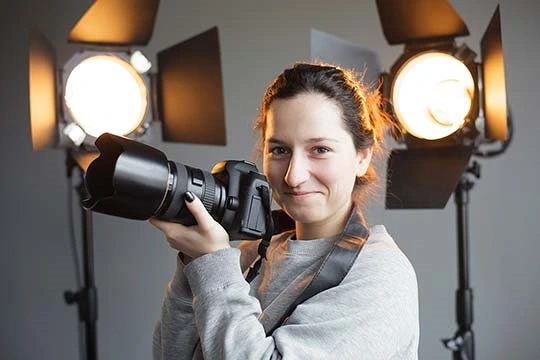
184, 191, 216, 229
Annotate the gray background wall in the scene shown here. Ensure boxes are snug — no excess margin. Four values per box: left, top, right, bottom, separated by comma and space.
2, 0, 539, 359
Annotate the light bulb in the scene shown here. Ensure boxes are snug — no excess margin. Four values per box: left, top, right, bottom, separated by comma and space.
130, 50, 152, 74
392, 51, 475, 140
64, 122, 86, 146
427, 79, 473, 126
64, 54, 148, 138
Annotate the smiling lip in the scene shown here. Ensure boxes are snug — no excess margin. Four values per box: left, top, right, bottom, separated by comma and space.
285, 191, 318, 199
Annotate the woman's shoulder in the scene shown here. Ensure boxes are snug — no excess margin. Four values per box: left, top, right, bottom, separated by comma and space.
347, 225, 417, 286
363, 225, 412, 260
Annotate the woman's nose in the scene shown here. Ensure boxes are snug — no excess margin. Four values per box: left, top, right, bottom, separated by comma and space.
284, 155, 310, 187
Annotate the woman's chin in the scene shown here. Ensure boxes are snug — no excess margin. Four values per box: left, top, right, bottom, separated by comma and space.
281, 206, 321, 224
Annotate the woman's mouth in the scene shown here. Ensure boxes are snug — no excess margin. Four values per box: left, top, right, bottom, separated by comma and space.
284, 191, 318, 200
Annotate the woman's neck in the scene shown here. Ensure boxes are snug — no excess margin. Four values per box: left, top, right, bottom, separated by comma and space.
294, 205, 356, 240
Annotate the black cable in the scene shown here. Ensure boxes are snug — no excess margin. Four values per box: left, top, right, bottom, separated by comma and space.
67, 169, 87, 360
473, 108, 514, 158
67, 172, 82, 289
78, 322, 87, 360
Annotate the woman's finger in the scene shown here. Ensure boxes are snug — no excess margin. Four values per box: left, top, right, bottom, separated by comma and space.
183, 192, 216, 231
149, 217, 179, 233
149, 217, 195, 239
149, 192, 230, 256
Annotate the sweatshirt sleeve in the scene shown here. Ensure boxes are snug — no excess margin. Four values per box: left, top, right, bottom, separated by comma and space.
153, 254, 200, 360
183, 244, 419, 360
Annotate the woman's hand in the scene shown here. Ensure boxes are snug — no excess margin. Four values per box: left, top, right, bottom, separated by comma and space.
149, 192, 230, 260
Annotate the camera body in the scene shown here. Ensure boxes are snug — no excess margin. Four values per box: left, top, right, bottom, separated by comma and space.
211, 160, 271, 239
83, 133, 272, 240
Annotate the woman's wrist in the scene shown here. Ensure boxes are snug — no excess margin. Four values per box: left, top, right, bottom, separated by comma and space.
178, 252, 193, 265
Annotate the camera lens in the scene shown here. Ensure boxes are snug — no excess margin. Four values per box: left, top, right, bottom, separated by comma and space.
83, 133, 227, 225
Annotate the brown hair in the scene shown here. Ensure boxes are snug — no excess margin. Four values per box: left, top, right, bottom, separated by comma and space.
254, 62, 394, 204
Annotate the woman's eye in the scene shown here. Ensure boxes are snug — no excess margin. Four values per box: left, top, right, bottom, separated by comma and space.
270, 147, 289, 156
313, 146, 330, 154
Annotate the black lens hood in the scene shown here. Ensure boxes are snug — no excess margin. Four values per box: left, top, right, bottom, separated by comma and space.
82, 133, 171, 220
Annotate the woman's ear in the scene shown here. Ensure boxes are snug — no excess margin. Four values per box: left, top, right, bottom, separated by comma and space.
356, 147, 373, 177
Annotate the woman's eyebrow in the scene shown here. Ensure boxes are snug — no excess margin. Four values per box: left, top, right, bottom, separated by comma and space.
307, 137, 340, 143
266, 137, 287, 145
266, 137, 340, 144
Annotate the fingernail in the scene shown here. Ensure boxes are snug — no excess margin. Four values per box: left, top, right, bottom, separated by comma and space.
184, 191, 195, 203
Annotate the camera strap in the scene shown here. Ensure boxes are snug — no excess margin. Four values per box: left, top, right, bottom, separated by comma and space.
264, 208, 368, 335
245, 186, 275, 283
244, 205, 369, 335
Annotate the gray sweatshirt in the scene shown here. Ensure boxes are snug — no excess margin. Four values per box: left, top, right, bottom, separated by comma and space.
153, 225, 419, 359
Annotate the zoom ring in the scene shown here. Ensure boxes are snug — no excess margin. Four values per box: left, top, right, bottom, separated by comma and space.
201, 173, 216, 213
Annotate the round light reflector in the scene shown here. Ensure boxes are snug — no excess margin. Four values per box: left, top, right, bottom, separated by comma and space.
64, 54, 148, 138
392, 52, 475, 140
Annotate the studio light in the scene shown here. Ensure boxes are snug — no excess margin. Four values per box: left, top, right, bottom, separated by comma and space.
27, 1, 227, 359
376, 1, 510, 209
375, 2, 512, 359
29, 1, 226, 154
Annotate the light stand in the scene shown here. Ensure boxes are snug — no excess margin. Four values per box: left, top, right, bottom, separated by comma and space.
443, 161, 481, 360
64, 150, 98, 360
28, 2, 227, 359
375, 3, 509, 359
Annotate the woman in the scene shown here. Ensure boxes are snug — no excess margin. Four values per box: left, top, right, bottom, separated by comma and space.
151, 63, 419, 359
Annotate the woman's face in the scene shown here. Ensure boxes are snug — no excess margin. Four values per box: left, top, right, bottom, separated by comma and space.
263, 92, 372, 235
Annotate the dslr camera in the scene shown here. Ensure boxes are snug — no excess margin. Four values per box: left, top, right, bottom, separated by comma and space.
83, 133, 272, 240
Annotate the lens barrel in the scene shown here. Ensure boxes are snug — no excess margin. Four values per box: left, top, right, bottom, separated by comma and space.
155, 162, 226, 224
